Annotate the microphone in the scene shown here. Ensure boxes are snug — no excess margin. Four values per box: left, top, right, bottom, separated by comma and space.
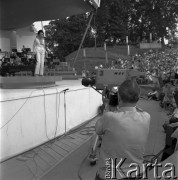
62, 88, 69, 92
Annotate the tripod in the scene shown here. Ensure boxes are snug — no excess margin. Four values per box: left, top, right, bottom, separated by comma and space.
88, 87, 108, 165
88, 86, 118, 165
88, 135, 103, 165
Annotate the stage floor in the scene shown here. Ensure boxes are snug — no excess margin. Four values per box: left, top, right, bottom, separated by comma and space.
0, 79, 83, 101
0, 99, 170, 180
0, 79, 102, 162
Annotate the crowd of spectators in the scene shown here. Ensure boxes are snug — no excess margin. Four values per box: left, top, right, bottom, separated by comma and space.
92, 48, 178, 86
89, 47, 178, 118
127, 48, 178, 123
132, 48, 178, 82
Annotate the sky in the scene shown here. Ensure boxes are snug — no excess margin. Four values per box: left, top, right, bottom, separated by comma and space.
33, 21, 50, 31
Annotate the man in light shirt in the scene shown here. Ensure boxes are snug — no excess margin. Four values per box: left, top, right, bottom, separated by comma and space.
95, 80, 151, 180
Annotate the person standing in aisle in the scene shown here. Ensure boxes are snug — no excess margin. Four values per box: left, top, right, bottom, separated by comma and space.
33, 30, 45, 76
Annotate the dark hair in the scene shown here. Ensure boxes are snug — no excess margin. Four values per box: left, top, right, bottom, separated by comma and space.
38, 30, 44, 35
119, 80, 140, 103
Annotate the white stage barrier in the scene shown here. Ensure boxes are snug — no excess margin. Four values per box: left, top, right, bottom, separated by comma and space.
0, 83, 102, 162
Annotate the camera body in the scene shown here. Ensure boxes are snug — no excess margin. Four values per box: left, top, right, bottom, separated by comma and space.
108, 91, 118, 106
95, 69, 145, 90
82, 69, 145, 107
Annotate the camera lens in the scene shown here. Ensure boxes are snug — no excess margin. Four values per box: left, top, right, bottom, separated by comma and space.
109, 93, 118, 106
81, 77, 96, 87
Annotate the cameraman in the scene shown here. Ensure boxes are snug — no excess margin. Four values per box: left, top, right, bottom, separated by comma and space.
95, 80, 150, 180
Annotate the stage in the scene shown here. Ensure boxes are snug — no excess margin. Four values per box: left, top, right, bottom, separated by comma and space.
0, 79, 102, 162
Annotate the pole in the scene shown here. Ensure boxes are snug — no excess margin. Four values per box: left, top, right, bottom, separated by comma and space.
63, 88, 69, 134
64, 91, 66, 133
41, 21, 44, 31
150, 33, 152, 42
83, 48, 86, 71
126, 36, 128, 44
73, 12, 94, 68
126, 36, 130, 56
94, 15, 97, 49
83, 48, 86, 57
104, 42, 108, 64
105, 51, 108, 64
95, 35, 97, 49
104, 42, 107, 51
128, 45, 130, 56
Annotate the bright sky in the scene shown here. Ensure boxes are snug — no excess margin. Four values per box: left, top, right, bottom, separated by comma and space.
33, 21, 50, 31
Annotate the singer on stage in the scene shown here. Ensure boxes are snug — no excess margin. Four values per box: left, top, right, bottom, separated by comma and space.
33, 30, 46, 76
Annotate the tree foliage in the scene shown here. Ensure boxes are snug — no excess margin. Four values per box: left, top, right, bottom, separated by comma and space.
45, 14, 94, 60
128, 0, 178, 44
45, 0, 178, 58
95, 0, 178, 44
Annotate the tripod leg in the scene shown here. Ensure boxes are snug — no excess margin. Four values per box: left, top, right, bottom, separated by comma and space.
88, 135, 99, 165
93, 135, 99, 152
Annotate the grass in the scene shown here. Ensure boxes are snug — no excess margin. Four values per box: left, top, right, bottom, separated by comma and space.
65, 45, 159, 75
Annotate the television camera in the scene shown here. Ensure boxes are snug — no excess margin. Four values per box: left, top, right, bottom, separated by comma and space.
82, 68, 145, 107
82, 68, 145, 89
81, 68, 145, 165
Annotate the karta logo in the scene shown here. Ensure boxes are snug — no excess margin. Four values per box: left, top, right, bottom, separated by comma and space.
105, 158, 177, 179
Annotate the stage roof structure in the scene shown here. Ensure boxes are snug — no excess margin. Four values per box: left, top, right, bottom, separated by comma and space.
0, 0, 100, 30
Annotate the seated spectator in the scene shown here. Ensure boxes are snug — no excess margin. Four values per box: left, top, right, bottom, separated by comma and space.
147, 89, 159, 100
169, 108, 178, 124
162, 83, 175, 110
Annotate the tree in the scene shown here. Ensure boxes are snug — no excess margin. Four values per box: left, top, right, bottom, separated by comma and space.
44, 0, 178, 58
45, 14, 94, 60
95, 0, 178, 45
128, 0, 178, 44
149, 0, 178, 44
94, 0, 130, 45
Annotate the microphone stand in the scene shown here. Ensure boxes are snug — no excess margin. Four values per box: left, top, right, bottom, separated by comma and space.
62, 88, 69, 134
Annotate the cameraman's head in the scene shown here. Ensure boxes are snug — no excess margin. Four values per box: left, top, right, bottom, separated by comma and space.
118, 79, 140, 107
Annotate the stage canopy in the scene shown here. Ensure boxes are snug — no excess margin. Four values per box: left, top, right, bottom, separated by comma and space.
0, 0, 100, 30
